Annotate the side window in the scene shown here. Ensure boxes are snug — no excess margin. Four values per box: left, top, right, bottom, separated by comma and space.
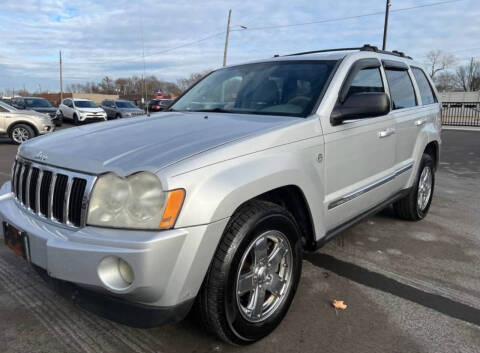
384, 69, 417, 110
346, 68, 384, 99
412, 68, 437, 105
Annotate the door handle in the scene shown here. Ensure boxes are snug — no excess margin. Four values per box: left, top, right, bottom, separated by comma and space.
415, 119, 426, 126
378, 128, 395, 138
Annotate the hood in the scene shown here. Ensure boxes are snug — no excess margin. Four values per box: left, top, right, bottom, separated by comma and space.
120, 108, 143, 113
13, 110, 50, 119
19, 112, 296, 176
76, 107, 104, 113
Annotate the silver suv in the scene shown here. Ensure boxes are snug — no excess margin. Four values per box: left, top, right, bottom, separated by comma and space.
0, 100, 54, 144
0, 45, 441, 344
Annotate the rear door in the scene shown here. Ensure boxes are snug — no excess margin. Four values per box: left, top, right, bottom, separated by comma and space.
323, 59, 397, 230
383, 61, 423, 189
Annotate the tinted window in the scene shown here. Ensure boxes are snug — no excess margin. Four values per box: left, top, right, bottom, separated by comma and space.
25, 98, 52, 108
74, 100, 97, 108
412, 68, 436, 105
347, 68, 384, 98
171, 61, 337, 117
385, 69, 417, 109
116, 101, 137, 108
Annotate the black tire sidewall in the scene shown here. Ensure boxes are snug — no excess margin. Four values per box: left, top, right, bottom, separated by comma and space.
414, 154, 435, 219
222, 210, 302, 344
73, 114, 79, 125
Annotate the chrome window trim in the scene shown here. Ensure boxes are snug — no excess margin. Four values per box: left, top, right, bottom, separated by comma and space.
12, 156, 97, 229
328, 162, 413, 210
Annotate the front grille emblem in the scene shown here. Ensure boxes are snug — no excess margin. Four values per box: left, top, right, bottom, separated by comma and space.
34, 151, 48, 161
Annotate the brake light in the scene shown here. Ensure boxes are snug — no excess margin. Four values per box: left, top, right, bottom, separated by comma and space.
152, 105, 160, 110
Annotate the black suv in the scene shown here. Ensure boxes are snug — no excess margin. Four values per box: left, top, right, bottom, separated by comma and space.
11, 97, 62, 126
147, 99, 174, 112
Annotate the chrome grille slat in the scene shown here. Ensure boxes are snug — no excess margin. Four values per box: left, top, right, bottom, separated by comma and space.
63, 176, 73, 225
25, 167, 33, 209
11, 157, 96, 228
18, 164, 26, 203
48, 173, 57, 220
36, 170, 44, 215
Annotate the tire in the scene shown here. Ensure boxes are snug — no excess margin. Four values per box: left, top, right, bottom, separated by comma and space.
197, 200, 302, 345
115, 113, 121, 119
9, 124, 35, 144
73, 113, 80, 126
393, 153, 435, 221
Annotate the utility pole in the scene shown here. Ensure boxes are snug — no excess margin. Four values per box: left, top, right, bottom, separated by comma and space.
59, 50, 63, 102
382, 0, 391, 50
223, 9, 232, 67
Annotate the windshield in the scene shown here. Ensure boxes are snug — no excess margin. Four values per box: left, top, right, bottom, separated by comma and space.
0, 101, 17, 112
116, 101, 137, 109
171, 60, 337, 117
25, 98, 53, 108
75, 100, 97, 108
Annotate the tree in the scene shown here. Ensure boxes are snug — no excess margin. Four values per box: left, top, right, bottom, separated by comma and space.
177, 70, 211, 92
455, 58, 480, 92
99, 76, 115, 94
434, 71, 457, 92
425, 50, 457, 79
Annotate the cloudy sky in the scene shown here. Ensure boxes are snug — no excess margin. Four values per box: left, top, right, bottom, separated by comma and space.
1, 0, 479, 93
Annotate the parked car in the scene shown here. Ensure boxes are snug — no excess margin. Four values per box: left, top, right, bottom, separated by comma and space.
0, 100, 54, 144
11, 97, 62, 126
0, 45, 441, 344
57, 98, 107, 125
100, 99, 144, 119
147, 98, 174, 112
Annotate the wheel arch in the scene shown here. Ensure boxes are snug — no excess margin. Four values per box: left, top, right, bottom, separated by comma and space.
424, 140, 439, 171
7, 121, 39, 137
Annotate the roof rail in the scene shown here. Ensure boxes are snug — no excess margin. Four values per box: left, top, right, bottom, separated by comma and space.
277, 44, 412, 60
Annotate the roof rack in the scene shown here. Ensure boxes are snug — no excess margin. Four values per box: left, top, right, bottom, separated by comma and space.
276, 44, 412, 60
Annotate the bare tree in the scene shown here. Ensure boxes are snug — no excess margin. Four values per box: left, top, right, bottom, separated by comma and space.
177, 70, 211, 92
455, 58, 480, 92
425, 50, 457, 79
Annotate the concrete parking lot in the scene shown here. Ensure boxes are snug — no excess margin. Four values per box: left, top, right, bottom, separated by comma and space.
0, 125, 479, 353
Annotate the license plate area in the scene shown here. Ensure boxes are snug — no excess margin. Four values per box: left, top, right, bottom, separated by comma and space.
3, 223, 30, 262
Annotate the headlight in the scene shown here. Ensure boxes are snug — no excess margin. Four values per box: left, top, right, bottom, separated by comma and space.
87, 172, 185, 230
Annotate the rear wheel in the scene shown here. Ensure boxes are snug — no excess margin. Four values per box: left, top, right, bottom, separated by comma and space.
10, 124, 35, 144
197, 200, 302, 345
393, 153, 435, 221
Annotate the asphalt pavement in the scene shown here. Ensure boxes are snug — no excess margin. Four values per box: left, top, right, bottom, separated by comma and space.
0, 126, 479, 353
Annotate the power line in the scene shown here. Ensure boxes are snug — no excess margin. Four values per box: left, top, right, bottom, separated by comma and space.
239, 0, 465, 32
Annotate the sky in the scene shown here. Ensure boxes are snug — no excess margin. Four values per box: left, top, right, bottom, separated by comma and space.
1, 0, 479, 93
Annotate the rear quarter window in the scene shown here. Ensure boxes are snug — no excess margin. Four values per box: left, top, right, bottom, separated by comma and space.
411, 68, 437, 105
385, 69, 417, 110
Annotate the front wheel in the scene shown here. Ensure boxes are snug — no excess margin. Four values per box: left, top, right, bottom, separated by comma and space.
393, 153, 435, 221
73, 114, 80, 126
10, 124, 35, 144
197, 201, 302, 345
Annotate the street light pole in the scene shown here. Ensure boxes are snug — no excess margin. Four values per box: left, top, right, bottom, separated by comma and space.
223, 9, 232, 67
382, 0, 391, 50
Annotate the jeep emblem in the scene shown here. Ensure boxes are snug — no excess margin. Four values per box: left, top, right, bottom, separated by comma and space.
34, 151, 48, 161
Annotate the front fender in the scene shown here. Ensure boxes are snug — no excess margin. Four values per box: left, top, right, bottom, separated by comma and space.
167, 140, 325, 237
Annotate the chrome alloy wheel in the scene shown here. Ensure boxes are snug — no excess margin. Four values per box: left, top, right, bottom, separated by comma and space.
417, 166, 433, 211
236, 230, 293, 323
11, 127, 30, 143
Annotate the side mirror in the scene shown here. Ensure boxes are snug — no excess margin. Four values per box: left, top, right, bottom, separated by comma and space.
331, 92, 390, 126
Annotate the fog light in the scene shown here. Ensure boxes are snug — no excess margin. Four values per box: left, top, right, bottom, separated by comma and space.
118, 258, 134, 284
97, 256, 135, 291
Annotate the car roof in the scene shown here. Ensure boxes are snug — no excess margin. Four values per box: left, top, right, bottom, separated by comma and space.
222, 46, 424, 71
73, 98, 92, 101
16, 97, 48, 100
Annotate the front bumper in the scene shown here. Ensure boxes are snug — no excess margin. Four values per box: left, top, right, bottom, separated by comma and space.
0, 181, 228, 322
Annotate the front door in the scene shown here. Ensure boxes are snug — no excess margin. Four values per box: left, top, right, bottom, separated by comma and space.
322, 63, 397, 231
